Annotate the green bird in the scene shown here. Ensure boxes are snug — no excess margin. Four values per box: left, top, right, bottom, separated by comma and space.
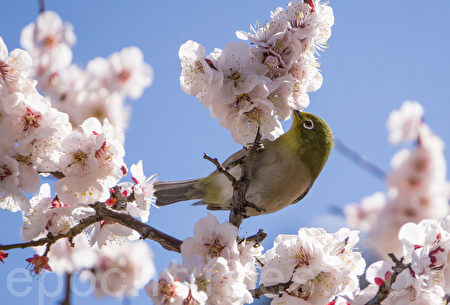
154, 111, 333, 216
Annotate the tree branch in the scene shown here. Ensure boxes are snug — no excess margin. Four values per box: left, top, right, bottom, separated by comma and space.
0, 201, 182, 254
203, 127, 265, 229
38, 171, 65, 179
250, 282, 291, 299
239, 229, 267, 246
0, 214, 101, 251
335, 138, 387, 180
90, 202, 182, 252
60, 273, 72, 305
365, 253, 411, 305
203, 153, 236, 184
229, 127, 265, 228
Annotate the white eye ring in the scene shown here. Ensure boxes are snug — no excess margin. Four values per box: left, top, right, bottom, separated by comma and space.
303, 120, 314, 130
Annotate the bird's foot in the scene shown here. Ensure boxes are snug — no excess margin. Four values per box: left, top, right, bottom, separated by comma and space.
244, 141, 264, 152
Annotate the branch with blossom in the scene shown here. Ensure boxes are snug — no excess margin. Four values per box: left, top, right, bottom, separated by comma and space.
203, 128, 266, 228
365, 254, 411, 305
1, 1, 450, 305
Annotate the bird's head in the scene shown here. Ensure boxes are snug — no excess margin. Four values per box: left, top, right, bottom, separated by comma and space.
283, 110, 334, 178
292, 110, 334, 149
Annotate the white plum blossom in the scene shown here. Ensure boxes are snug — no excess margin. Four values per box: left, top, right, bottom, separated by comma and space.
345, 192, 386, 232
88, 218, 136, 247
88, 47, 153, 99
55, 118, 125, 205
21, 183, 74, 240
260, 227, 365, 305
349, 216, 450, 304
345, 101, 450, 259
148, 214, 259, 305
20, 11, 153, 137
2, 92, 71, 146
179, 40, 222, 106
0, 37, 32, 94
387, 100, 424, 144
399, 217, 450, 292
181, 213, 240, 267
21, 10, 75, 78
0, 154, 36, 212
195, 257, 253, 305
128, 160, 156, 222
84, 240, 155, 297
238, 241, 263, 290
146, 268, 190, 305
179, 0, 333, 144
41, 234, 98, 274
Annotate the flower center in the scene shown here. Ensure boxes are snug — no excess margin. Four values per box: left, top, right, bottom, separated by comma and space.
0, 61, 13, 82
21, 108, 42, 131
72, 150, 88, 164
159, 280, 177, 299
118, 69, 131, 83
246, 108, 262, 125
195, 277, 209, 292
43, 35, 56, 48
0, 165, 12, 182
204, 238, 225, 258
295, 246, 311, 268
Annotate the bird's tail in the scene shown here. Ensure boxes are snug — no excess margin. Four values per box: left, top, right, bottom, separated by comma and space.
154, 179, 203, 206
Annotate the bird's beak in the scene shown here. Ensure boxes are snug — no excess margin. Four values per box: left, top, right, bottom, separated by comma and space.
293, 110, 302, 119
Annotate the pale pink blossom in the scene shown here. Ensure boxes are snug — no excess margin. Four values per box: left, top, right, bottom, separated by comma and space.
85, 241, 155, 297
387, 100, 424, 144
55, 118, 125, 205
146, 269, 190, 305
345, 192, 386, 232
20, 11, 75, 74
86, 47, 153, 99
181, 213, 239, 268
260, 227, 364, 304
0, 37, 32, 94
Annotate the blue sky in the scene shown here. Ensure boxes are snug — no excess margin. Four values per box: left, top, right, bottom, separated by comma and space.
1, 1, 450, 304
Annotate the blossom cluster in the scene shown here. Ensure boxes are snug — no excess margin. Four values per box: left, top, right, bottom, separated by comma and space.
147, 214, 366, 305
260, 227, 365, 305
350, 216, 450, 304
21, 11, 153, 133
146, 214, 259, 305
345, 101, 450, 258
0, 9, 156, 241
33, 234, 155, 297
179, 0, 334, 144
0, 11, 158, 294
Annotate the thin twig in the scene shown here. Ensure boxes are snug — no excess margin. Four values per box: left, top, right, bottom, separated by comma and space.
90, 202, 182, 252
203, 153, 236, 183
335, 138, 387, 180
38, 171, 65, 179
229, 127, 265, 227
39, 0, 45, 14
250, 282, 291, 299
1, 202, 183, 253
239, 229, 267, 246
0, 215, 101, 251
365, 253, 411, 305
60, 273, 72, 305
203, 128, 265, 228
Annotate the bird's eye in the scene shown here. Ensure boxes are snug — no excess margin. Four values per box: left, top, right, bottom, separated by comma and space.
303, 120, 314, 130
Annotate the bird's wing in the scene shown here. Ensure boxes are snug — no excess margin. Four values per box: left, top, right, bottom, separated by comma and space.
290, 183, 312, 205
222, 149, 247, 169
222, 139, 269, 169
